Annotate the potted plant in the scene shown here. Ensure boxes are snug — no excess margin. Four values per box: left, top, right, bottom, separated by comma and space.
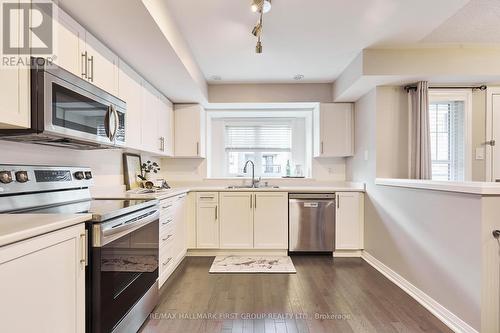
139, 161, 160, 181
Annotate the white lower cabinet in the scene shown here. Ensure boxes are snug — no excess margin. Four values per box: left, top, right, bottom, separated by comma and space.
0, 223, 86, 333
195, 192, 220, 249
159, 194, 188, 288
253, 193, 288, 249
335, 192, 364, 250
219, 192, 254, 249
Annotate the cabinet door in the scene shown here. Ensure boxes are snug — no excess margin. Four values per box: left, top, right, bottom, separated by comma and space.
254, 192, 288, 249
141, 82, 161, 153
335, 192, 364, 250
174, 104, 205, 157
316, 103, 354, 157
157, 96, 174, 156
196, 193, 219, 248
0, 4, 30, 129
118, 61, 143, 149
220, 192, 254, 249
173, 194, 187, 257
53, 9, 85, 77
0, 224, 86, 333
84, 32, 118, 95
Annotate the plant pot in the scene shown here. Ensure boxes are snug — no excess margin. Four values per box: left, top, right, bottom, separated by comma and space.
145, 172, 154, 181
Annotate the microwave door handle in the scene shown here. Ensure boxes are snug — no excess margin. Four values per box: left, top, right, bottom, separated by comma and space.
108, 105, 118, 142
104, 107, 111, 140
112, 106, 119, 142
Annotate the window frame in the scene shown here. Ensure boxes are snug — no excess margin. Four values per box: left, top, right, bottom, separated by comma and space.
428, 89, 473, 181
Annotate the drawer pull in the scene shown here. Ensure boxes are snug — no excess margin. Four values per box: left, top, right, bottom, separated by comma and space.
162, 258, 173, 266
162, 204, 173, 209
161, 219, 173, 226
199, 196, 214, 199
162, 234, 173, 242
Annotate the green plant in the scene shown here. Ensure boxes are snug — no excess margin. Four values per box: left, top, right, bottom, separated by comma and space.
141, 161, 160, 174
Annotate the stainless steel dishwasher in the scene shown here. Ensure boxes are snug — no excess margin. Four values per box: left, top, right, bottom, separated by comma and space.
289, 193, 335, 252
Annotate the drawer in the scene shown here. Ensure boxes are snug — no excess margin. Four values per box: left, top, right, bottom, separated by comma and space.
159, 198, 175, 214
160, 215, 175, 230
159, 243, 175, 274
160, 227, 175, 249
196, 192, 218, 204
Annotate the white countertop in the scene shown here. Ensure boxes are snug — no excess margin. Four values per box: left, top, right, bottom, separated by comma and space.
94, 183, 365, 200
0, 214, 92, 247
376, 178, 500, 195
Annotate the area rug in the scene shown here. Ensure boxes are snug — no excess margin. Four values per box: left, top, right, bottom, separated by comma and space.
209, 255, 296, 274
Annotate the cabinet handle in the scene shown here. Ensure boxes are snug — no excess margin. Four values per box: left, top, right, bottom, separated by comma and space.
80, 231, 88, 266
199, 196, 214, 200
81, 51, 88, 78
254, 194, 257, 209
493, 230, 500, 239
337, 195, 340, 209
162, 204, 173, 209
162, 257, 172, 266
88, 55, 94, 82
196, 142, 199, 156
161, 219, 173, 226
162, 234, 173, 242
321, 141, 324, 154
215, 206, 217, 220
250, 195, 252, 209
159, 137, 164, 152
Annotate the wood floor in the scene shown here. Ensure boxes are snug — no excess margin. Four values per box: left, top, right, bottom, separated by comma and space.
140, 256, 452, 333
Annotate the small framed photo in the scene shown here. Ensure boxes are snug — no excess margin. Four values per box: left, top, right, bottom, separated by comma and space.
122, 153, 143, 190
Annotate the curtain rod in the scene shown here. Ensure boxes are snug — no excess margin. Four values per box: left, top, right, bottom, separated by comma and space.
404, 85, 487, 93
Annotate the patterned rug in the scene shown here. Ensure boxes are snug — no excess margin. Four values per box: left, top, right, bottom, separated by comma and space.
209, 255, 296, 274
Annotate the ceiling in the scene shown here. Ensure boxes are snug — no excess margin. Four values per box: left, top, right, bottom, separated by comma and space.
422, 0, 500, 43
164, 0, 471, 84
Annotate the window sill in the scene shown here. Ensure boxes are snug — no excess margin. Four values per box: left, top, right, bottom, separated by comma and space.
375, 178, 500, 195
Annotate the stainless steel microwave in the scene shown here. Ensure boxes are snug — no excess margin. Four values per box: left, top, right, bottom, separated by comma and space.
0, 58, 126, 149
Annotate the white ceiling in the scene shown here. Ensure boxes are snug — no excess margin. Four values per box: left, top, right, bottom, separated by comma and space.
164, 0, 471, 84
422, 0, 500, 43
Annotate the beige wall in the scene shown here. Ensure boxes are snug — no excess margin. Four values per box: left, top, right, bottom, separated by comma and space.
348, 87, 482, 330
208, 83, 333, 103
0, 141, 159, 193
471, 90, 486, 181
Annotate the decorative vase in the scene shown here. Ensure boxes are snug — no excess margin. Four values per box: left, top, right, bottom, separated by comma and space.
145, 172, 154, 181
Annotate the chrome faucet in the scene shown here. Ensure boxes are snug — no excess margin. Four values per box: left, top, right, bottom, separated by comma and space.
243, 160, 259, 188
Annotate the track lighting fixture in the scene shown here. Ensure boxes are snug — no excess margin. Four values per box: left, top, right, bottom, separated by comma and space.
251, 0, 271, 14
250, 1, 270, 53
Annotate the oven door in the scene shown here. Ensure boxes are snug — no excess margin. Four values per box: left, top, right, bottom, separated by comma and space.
89, 208, 159, 333
41, 66, 126, 147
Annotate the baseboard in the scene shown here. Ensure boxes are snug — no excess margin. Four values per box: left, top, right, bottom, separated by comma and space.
362, 251, 478, 333
333, 250, 363, 257
186, 249, 288, 257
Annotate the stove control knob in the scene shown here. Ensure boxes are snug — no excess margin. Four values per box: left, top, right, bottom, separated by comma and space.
84, 171, 92, 180
74, 171, 85, 180
15, 171, 29, 183
0, 171, 13, 184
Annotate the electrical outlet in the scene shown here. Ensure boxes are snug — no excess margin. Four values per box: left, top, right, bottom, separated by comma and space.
364, 150, 369, 161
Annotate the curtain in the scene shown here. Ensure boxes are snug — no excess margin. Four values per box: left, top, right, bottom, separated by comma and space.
409, 81, 432, 179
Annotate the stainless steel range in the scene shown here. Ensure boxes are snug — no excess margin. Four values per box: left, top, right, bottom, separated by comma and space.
0, 164, 160, 333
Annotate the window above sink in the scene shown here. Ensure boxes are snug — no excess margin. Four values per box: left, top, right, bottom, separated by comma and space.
206, 108, 313, 179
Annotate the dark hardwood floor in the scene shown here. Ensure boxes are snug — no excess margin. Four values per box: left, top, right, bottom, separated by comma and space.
140, 256, 452, 333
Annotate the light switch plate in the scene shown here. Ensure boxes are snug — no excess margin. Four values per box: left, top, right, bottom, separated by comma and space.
475, 147, 485, 160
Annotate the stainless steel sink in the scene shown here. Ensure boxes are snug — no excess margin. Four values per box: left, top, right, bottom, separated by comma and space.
226, 185, 279, 189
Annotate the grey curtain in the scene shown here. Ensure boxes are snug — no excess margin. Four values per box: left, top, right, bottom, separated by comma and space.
409, 81, 432, 179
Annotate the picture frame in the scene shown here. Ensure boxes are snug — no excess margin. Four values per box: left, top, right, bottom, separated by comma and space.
122, 153, 143, 190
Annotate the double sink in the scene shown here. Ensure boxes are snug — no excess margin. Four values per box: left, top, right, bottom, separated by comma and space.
226, 184, 280, 189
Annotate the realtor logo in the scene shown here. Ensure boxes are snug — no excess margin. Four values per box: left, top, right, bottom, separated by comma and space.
2, 1, 53, 55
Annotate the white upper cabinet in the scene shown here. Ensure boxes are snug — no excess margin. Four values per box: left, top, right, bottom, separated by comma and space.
0, 3, 29, 129
53, 10, 86, 77
314, 103, 354, 157
158, 96, 174, 156
335, 192, 364, 250
141, 82, 161, 154
52, 5, 118, 95
84, 33, 119, 96
253, 193, 288, 249
219, 192, 254, 249
174, 104, 206, 158
118, 61, 143, 150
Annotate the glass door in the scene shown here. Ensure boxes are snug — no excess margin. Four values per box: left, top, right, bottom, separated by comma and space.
52, 83, 111, 140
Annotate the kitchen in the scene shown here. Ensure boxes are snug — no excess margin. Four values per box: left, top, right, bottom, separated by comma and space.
0, 1, 499, 333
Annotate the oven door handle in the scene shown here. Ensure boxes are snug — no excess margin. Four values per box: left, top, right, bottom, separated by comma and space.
94, 207, 160, 247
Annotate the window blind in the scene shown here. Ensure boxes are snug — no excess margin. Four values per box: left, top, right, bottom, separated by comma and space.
429, 101, 465, 181
225, 124, 292, 151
